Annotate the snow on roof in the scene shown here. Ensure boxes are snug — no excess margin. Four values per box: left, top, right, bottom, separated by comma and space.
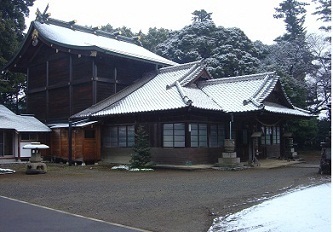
73, 61, 213, 118
198, 72, 278, 113
32, 18, 177, 66
72, 61, 312, 119
0, 105, 51, 132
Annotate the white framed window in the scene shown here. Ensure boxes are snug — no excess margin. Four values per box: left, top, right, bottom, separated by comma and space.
103, 125, 135, 148
190, 123, 208, 147
163, 123, 185, 147
209, 123, 225, 147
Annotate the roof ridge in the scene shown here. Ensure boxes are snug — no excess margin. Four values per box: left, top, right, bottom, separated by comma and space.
159, 60, 202, 74
255, 75, 279, 102
204, 72, 275, 85
250, 73, 276, 102
242, 73, 276, 107
35, 13, 142, 46
165, 60, 204, 89
179, 62, 206, 86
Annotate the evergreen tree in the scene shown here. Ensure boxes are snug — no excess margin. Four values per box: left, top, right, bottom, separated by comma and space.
156, 18, 260, 77
312, 0, 331, 35
140, 27, 171, 52
0, 0, 35, 113
192, 9, 213, 22
130, 125, 151, 169
274, 0, 309, 41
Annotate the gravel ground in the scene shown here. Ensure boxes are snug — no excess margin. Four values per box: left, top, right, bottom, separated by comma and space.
0, 152, 330, 232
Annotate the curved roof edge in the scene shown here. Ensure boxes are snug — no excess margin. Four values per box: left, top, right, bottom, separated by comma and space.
2, 15, 177, 73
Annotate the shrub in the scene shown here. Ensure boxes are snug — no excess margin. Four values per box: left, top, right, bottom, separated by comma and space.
130, 125, 151, 168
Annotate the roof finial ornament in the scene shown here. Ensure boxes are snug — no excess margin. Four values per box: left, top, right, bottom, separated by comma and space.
35, 4, 50, 23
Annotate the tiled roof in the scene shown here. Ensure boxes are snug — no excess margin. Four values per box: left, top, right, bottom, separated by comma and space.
73, 61, 212, 118
72, 61, 312, 119
198, 72, 278, 112
33, 18, 177, 66
0, 105, 51, 132
264, 102, 311, 117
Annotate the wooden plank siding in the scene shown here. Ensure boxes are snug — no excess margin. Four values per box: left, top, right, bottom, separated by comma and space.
50, 126, 100, 163
26, 46, 159, 123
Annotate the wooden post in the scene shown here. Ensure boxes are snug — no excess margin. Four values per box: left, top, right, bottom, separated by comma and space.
68, 120, 73, 166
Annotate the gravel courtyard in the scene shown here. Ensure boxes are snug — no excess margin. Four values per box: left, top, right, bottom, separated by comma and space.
0, 153, 330, 232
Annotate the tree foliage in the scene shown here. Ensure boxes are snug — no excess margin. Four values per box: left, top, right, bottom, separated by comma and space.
155, 20, 260, 77
192, 9, 212, 22
306, 34, 331, 115
140, 27, 171, 52
0, 0, 35, 113
258, 38, 315, 108
269, 1, 330, 146
312, 0, 331, 35
274, 0, 309, 41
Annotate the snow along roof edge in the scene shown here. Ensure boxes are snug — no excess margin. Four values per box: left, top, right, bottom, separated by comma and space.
2, 9, 177, 72
71, 62, 313, 119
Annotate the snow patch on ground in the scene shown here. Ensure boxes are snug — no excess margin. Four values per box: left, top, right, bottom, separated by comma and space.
209, 183, 331, 232
0, 168, 16, 174
111, 165, 153, 172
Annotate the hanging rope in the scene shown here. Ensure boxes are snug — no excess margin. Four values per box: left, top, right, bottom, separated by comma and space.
255, 117, 281, 127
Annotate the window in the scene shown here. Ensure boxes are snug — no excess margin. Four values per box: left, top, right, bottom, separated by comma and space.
84, 129, 95, 139
209, 124, 225, 147
272, 127, 280, 144
163, 123, 185, 147
261, 126, 280, 145
190, 123, 208, 147
21, 133, 38, 141
103, 125, 135, 148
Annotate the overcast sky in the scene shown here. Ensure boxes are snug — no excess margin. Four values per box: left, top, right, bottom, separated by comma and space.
26, 0, 321, 45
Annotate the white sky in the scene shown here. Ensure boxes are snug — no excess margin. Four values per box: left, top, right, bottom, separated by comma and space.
26, 0, 322, 45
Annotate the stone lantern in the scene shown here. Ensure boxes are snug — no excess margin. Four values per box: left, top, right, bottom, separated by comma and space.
23, 142, 49, 174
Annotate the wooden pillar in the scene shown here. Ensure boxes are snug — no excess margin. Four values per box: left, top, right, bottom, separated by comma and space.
92, 59, 97, 104
114, 67, 117, 93
69, 55, 73, 116
46, 61, 49, 122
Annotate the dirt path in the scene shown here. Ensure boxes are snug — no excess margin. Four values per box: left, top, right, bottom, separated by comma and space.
0, 154, 329, 232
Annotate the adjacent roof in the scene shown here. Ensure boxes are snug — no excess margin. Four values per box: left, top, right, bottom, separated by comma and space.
72, 60, 312, 119
3, 12, 176, 72
0, 105, 51, 132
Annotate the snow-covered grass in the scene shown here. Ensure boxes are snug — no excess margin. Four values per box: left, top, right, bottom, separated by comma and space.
111, 165, 153, 172
209, 183, 331, 232
0, 168, 16, 175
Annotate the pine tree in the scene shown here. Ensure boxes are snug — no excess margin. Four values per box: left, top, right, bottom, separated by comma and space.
273, 0, 309, 41
130, 125, 151, 169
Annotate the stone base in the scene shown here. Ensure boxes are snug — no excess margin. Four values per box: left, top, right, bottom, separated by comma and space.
218, 152, 240, 167
218, 157, 240, 165
26, 162, 47, 174
222, 152, 237, 158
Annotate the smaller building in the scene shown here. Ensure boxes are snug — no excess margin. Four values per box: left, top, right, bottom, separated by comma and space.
71, 60, 312, 165
0, 105, 51, 161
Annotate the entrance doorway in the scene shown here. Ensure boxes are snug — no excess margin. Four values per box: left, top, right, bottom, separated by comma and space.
0, 131, 13, 157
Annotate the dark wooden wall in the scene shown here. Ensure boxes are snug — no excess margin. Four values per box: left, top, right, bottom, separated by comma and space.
26, 45, 158, 123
